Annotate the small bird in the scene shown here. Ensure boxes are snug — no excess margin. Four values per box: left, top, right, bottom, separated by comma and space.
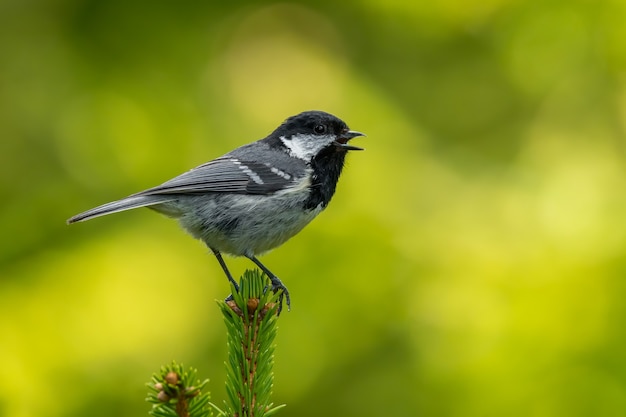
68, 111, 365, 312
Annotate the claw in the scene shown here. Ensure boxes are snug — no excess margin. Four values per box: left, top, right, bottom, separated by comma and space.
214, 251, 292, 314
246, 254, 292, 314
269, 278, 290, 315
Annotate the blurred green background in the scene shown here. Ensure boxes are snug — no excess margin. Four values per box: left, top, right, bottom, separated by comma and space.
2, 0, 626, 416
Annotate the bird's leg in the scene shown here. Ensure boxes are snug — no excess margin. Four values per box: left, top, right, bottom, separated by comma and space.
211, 248, 239, 301
246, 255, 291, 313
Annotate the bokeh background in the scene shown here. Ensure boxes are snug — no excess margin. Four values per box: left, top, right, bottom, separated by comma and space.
2, 0, 626, 416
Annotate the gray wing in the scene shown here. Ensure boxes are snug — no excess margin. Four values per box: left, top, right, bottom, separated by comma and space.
67, 156, 296, 224
132, 156, 294, 196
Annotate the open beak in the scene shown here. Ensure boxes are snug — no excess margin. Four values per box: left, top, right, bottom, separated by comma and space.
334, 130, 365, 151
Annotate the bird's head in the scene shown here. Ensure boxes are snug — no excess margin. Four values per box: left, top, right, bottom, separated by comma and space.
271, 111, 365, 162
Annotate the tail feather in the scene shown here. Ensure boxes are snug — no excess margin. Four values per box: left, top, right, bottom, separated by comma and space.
67, 195, 175, 224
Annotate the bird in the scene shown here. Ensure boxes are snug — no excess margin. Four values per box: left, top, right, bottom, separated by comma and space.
67, 110, 365, 312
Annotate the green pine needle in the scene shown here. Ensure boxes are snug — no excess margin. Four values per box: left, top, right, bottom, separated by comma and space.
148, 270, 284, 417
217, 269, 284, 417
146, 361, 215, 417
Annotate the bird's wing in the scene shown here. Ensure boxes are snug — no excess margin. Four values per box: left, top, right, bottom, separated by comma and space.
133, 156, 296, 197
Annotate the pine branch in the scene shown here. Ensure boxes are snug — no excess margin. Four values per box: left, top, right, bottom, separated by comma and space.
146, 362, 213, 417
217, 270, 286, 417
146, 270, 284, 417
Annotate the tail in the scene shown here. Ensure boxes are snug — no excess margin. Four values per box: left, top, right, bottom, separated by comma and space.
67, 195, 176, 224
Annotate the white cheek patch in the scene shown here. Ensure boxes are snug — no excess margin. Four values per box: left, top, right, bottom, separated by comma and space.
280, 134, 335, 161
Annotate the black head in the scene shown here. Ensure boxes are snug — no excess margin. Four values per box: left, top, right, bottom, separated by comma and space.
267, 111, 364, 161
262, 111, 365, 210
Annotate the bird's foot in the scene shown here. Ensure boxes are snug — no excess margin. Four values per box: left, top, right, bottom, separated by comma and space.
265, 276, 290, 315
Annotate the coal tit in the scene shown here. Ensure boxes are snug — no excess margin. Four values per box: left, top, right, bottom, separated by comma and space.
67, 111, 365, 312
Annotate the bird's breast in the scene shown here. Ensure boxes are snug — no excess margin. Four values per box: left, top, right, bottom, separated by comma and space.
173, 188, 323, 257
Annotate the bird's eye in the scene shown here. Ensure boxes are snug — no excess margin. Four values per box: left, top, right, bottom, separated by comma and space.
313, 124, 327, 135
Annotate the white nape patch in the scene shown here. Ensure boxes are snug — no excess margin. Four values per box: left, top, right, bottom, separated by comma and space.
231, 159, 264, 184
280, 133, 335, 161
265, 163, 291, 180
